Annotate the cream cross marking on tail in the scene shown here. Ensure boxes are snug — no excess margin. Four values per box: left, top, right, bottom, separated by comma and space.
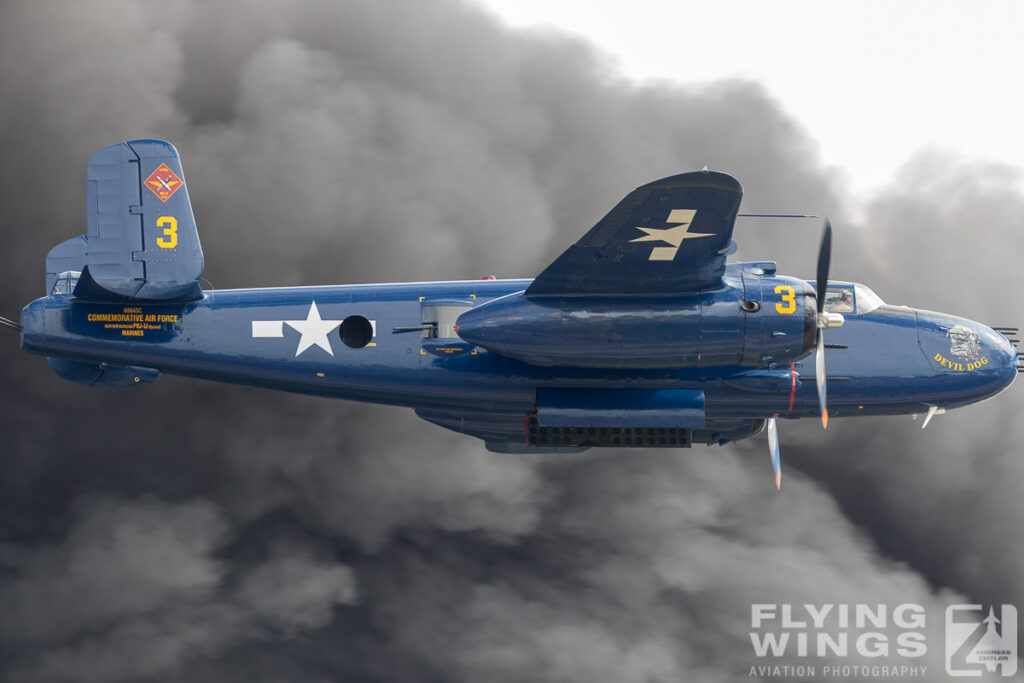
629, 209, 712, 261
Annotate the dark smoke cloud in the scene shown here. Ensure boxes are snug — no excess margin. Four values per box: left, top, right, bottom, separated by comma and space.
1, 0, 1022, 681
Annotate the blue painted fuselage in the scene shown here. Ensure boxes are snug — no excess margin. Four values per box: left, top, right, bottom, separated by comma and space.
20, 262, 1018, 438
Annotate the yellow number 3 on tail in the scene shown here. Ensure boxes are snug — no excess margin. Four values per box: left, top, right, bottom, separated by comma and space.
774, 285, 796, 314
156, 216, 178, 249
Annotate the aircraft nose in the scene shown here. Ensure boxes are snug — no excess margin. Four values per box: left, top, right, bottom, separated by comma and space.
917, 313, 1017, 404
967, 325, 1018, 396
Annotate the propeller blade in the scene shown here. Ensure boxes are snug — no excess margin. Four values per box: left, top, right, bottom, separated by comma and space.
814, 220, 833, 429
816, 330, 828, 428
767, 417, 781, 490
816, 219, 832, 315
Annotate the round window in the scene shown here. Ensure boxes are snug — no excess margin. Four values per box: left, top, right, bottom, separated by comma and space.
340, 315, 373, 349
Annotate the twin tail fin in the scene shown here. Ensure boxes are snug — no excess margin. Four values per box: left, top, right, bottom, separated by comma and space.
45, 139, 204, 301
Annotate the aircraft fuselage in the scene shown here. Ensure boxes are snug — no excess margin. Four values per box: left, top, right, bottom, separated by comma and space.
21, 263, 1017, 437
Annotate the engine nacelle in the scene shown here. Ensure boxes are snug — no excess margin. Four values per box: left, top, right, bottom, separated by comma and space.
456, 275, 816, 369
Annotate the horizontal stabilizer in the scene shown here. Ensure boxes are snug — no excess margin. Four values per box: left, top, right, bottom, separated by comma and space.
82, 139, 204, 300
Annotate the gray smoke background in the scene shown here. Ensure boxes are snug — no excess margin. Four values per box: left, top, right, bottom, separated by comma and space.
0, 0, 1022, 681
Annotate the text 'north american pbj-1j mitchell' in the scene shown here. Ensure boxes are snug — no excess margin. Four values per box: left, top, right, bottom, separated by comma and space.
4, 140, 1020, 489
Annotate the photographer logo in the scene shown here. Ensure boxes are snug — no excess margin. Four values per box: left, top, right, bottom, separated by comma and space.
945, 604, 1017, 677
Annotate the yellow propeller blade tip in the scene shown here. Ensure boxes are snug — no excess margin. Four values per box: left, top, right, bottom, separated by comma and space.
774, 472, 781, 490
821, 410, 829, 429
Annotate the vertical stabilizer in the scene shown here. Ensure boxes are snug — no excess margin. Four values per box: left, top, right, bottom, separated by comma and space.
82, 139, 204, 300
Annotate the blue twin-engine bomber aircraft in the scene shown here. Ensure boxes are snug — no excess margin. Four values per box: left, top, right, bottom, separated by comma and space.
5, 140, 1020, 488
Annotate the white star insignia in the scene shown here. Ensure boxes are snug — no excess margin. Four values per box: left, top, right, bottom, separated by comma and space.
285, 302, 342, 356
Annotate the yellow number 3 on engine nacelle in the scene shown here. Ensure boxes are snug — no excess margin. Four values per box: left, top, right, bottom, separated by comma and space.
774, 285, 796, 314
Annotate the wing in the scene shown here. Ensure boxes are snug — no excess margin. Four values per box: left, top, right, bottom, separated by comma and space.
525, 170, 742, 296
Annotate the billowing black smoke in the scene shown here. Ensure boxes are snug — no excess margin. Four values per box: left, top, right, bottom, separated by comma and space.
1, 1, 1021, 681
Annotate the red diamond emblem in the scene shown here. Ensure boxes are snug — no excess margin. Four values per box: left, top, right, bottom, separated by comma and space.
143, 163, 184, 202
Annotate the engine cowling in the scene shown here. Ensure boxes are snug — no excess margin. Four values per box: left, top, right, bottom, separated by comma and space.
456, 276, 816, 369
